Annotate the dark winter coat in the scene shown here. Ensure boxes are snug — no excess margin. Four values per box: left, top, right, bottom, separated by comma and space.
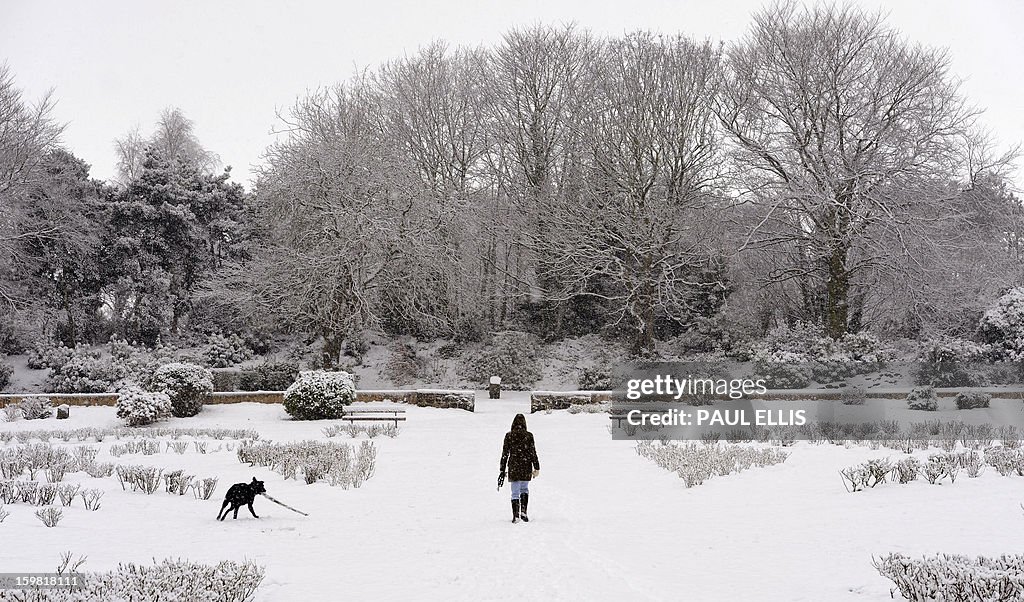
500, 414, 540, 482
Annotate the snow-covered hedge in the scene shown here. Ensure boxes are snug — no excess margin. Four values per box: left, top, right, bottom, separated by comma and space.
237, 439, 375, 487
283, 370, 355, 420
954, 389, 991, 410
750, 323, 891, 388
0, 557, 265, 602
635, 441, 789, 488
873, 553, 1024, 602
978, 287, 1024, 362
151, 362, 213, 418
116, 385, 172, 427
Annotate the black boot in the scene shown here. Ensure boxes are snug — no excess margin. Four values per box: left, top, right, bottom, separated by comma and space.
511, 499, 520, 523
520, 493, 529, 522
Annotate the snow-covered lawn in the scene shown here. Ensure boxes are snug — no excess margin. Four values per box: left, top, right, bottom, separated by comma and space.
2, 393, 1023, 601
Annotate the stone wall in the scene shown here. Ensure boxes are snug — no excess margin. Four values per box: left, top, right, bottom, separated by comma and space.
0, 388, 476, 411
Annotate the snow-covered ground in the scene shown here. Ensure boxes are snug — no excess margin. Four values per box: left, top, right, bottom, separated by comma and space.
2, 393, 1023, 601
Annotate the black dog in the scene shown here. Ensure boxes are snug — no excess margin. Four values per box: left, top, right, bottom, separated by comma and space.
217, 477, 266, 520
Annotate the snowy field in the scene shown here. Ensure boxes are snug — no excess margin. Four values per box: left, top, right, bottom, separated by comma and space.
2, 393, 1023, 601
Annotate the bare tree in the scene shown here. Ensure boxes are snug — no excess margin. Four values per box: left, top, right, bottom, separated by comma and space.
246, 82, 447, 365
538, 33, 725, 353
114, 107, 220, 184
487, 24, 602, 319
716, 2, 1009, 338
0, 64, 66, 310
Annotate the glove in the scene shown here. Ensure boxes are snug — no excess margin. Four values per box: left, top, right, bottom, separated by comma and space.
532, 469, 540, 479
497, 471, 505, 489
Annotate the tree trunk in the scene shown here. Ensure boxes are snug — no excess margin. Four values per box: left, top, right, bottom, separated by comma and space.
824, 243, 850, 339
321, 331, 343, 370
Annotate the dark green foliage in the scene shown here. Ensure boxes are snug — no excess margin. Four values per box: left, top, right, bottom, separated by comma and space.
460, 331, 541, 390
239, 361, 300, 391
0, 361, 13, 390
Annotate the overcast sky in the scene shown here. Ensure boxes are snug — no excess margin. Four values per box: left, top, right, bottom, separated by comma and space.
2, 0, 1022, 189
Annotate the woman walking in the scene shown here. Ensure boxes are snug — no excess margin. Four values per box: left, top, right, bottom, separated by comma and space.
499, 413, 540, 523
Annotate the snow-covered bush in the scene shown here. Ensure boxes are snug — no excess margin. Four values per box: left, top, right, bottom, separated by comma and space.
203, 333, 253, 368
34, 506, 62, 527
984, 446, 1024, 476
751, 323, 891, 387
914, 337, 990, 387
283, 370, 355, 420
0, 557, 265, 602
237, 439, 375, 487
752, 350, 812, 388
26, 343, 79, 370
150, 362, 213, 418
893, 457, 920, 484
46, 354, 126, 393
839, 458, 892, 492
954, 389, 991, 410
239, 360, 299, 391
116, 385, 172, 426
460, 331, 541, 390
107, 335, 139, 362
874, 553, 1024, 602
978, 287, 1024, 361
924, 453, 959, 484
635, 441, 789, 488
578, 365, 615, 390
906, 386, 938, 411
18, 397, 53, 420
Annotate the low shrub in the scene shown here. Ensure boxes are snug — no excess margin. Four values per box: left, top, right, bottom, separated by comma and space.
150, 362, 213, 418
237, 439, 376, 488
0, 557, 265, 602
635, 441, 789, 488
839, 458, 892, 492
906, 386, 938, 411
874, 553, 1024, 602
19, 397, 53, 420
116, 385, 172, 427
954, 390, 991, 410
893, 457, 920, 484
283, 370, 355, 420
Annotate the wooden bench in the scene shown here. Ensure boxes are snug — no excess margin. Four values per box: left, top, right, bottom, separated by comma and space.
340, 408, 407, 427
